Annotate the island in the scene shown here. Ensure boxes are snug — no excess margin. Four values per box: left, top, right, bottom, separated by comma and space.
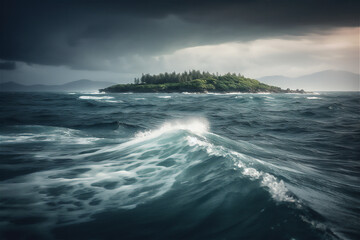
100, 70, 305, 93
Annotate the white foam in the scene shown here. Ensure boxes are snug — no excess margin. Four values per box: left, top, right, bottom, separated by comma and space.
206, 92, 226, 95
79, 96, 114, 100
105, 100, 123, 103
301, 216, 327, 231
242, 168, 262, 179
83, 91, 104, 95
157, 96, 171, 99
306, 97, 321, 100
0, 127, 99, 145
135, 118, 209, 139
223, 92, 244, 95
261, 173, 295, 202
186, 136, 221, 155
186, 135, 295, 203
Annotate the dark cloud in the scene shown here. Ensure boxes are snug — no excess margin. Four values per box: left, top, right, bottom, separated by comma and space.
0, 0, 359, 70
0, 61, 16, 70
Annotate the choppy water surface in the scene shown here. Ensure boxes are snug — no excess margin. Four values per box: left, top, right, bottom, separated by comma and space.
0, 92, 359, 240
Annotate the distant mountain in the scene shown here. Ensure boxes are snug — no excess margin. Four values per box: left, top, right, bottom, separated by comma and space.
0, 79, 117, 92
258, 70, 359, 91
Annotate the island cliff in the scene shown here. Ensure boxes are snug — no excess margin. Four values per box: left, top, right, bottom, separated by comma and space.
100, 71, 304, 93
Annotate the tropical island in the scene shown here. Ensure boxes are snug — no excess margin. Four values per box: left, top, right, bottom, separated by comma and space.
100, 70, 304, 93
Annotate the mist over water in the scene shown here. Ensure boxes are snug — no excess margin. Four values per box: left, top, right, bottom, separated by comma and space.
0, 92, 359, 240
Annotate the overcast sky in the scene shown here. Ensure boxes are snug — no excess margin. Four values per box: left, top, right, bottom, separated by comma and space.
0, 0, 359, 85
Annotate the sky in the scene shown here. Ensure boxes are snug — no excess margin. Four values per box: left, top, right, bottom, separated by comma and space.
0, 0, 359, 85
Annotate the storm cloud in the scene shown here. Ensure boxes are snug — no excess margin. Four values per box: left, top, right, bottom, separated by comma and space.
1, 0, 359, 71
0, 61, 16, 70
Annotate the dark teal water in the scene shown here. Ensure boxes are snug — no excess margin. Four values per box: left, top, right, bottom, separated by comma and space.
0, 92, 359, 240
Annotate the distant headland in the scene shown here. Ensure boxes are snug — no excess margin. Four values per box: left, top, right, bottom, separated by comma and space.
100, 71, 305, 93
0, 79, 116, 92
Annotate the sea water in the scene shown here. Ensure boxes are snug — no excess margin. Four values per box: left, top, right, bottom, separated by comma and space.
0, 92, 359, 240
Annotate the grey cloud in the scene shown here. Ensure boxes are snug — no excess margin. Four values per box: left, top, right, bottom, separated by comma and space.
0, 61, 16, 70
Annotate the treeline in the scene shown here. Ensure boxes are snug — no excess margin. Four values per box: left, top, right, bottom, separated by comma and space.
100, 70, 301, 93
134, 70, 244, 84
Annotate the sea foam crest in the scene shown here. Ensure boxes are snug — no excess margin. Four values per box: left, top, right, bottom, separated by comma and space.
135, 118, 209, 139
187, 135, 295, 203
79, 96, 114, 100
306, 97, 321, 100
0, 126, 99, 145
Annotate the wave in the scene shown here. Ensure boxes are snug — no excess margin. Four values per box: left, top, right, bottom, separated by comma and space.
306, 96, 322, 100
157, 96, 172, 99
104, 100, 123, 103
79, 96, 114, 100
185, 134, 295, 203
134, 118, 209, 139
0, 125, 99, 145
0, 121, 210, 227
0, 118, 337, 239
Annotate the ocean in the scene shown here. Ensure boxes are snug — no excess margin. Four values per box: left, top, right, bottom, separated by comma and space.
0, 91, 359, 240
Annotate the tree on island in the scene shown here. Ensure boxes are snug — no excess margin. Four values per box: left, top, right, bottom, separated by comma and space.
102, 70, 305, 93
135, 70, 243, 85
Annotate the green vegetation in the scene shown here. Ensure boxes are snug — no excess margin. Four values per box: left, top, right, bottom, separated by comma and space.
101, 70, 303, 93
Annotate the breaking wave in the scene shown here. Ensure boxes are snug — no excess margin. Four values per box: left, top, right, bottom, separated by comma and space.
0, 119, 300, 231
